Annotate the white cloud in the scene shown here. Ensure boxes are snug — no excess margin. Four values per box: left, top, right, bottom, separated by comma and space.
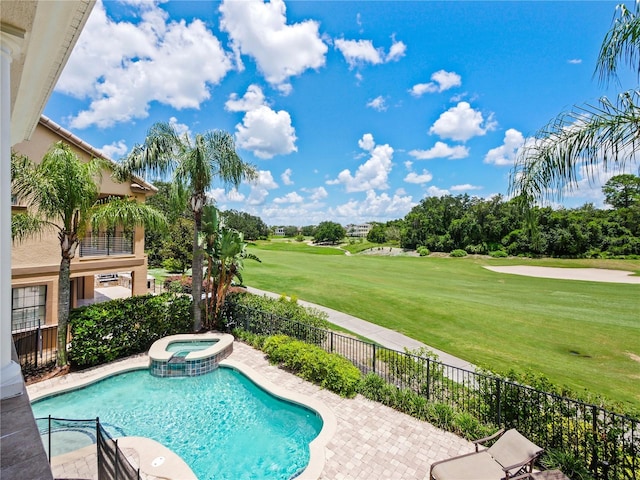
335, 37, 406, 68
100, 140, 128, 160
409, 70, 461, 97
426, 186, 450, 197
409, 141, 469, 160
329, 190, 414, 221
281, 168, 293, 185
225, 84, 266, 112
358, 133, 376, 152
274, 192, 304, 204
429, 102, 497, 142
404, 170, 433, 184
484, 128, 525, 166
568, 58, 582, 64
246, 170, 278, 205
450, 184, 482, 191
252, 170, 279, 189
327, 134, 394, 192
207, 187, 246, 204
168, 116, 192, 140
386, 38, 407, 62
219, 0, 327, 93
335, 39, 383, 67
367, 96, 387, 111
301, 186, 328, 201
227, 85, 297, 159
59, 0, 233, 128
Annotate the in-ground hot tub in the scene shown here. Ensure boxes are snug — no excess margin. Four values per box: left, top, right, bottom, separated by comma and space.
149, 332, 234, 377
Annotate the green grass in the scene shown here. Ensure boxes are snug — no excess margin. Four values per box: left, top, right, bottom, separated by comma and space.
243, 242, 640, 411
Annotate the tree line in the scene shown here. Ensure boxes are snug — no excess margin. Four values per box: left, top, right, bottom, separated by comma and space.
377, 174, 640, 258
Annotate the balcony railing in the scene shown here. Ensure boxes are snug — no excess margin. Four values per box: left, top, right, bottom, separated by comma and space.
79, 233, 133, 257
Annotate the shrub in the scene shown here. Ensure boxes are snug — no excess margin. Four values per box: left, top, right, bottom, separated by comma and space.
261, 335, 361, 397
449, 249, 468, 257
162, 257, 184, 273
417, 246, 430, 256
542, 448, 594, 480
452, 412, 493, 440
223, 292, 329, 345
163, 275, 192, 293
69, 293, 192, 368
489, 250, 508, 258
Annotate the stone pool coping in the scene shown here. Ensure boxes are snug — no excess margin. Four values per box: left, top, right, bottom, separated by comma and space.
148, 332, 234, 362
27, 345, 336, 480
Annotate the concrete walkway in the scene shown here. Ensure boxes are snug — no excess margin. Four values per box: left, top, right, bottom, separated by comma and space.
246, 287, 476, 372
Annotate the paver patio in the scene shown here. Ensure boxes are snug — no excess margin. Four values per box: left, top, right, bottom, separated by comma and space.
28, 341, 473, 479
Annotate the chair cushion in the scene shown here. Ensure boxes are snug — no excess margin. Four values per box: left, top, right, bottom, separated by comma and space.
488, 429, 543, 471
431, 451, 506, 480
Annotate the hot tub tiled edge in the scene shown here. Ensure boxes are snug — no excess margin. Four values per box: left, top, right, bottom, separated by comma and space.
149, 333, 234, 377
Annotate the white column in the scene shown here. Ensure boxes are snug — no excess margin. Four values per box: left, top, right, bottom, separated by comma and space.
1, 37, 24, 399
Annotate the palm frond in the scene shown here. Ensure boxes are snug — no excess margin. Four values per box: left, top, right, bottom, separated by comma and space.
11, 213, 56, 243
510, 90, 640, 203
90, 197, 168, 233
119, 121, 181, 179
596, 2, 640, 85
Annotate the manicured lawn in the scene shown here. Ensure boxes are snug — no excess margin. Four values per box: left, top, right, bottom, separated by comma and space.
243, 242, 640, 411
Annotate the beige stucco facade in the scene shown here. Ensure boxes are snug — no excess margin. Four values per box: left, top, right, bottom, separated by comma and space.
11, 116, 156, 328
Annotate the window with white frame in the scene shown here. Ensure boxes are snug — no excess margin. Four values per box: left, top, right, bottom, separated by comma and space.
11, 286, 47, 332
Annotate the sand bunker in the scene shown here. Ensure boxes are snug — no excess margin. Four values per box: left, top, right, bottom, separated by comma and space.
483, 266, 640, 284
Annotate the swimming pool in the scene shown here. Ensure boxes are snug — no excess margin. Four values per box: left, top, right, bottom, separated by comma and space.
31, 367, 323, 480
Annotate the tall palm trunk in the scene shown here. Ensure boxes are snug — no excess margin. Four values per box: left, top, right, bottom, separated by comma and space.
56, 231, 77, 366
192, 209, 204, 332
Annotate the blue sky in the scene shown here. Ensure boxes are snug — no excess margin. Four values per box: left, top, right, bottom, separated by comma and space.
44, 0, 636, 226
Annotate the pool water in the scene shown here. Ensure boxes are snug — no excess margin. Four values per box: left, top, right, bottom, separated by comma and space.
32, 368, 323, 480
166, 340, 217, 357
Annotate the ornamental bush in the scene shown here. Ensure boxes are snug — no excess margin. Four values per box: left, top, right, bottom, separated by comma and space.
261, 335, 361, 397
450, 249, 468, 257
69, 293, 192, 368
223, 292, 329, 345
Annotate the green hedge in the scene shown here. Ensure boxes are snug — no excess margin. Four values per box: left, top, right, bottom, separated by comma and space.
223, 292, 329, 345
69, 293, 192, 368
258, 334, 361, 398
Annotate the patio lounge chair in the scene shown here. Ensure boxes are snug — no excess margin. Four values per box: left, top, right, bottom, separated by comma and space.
430, 429, 543, 480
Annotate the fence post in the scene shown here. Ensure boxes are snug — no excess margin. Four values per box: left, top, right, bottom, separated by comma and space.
96, 417, 102, 480
114, 438, 119, 480
330, 331, 334, 353
591, 406, 599, 478
496, 379, 502, 426
426, 358, 431, 401
48, 416, 52, 464
372, 344, 376, 374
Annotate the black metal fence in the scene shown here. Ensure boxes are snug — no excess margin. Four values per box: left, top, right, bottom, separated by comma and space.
226, 303, 639, 480
12, 322, 57, 377
37, 416, 140, 480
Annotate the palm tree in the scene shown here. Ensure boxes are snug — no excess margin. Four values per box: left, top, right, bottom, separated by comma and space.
118, 122, 257, 331
511, 3, 640, 203
11, 142, 167, 367
200, 205, 260, 330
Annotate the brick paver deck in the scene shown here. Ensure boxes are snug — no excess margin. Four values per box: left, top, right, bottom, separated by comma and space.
28, 341, 473, 479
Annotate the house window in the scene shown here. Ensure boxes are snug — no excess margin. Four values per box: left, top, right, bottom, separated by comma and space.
11, 286, 47, 332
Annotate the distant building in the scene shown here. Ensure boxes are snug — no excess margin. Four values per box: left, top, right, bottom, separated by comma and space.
345, 223, 372, 238
274, 226, 286, 236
